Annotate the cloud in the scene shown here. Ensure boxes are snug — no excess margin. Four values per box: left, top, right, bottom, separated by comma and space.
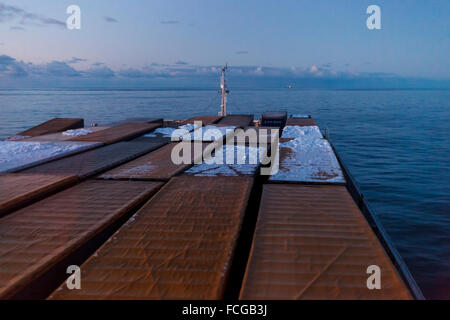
0, 54, 16, 68
10, 25, 24, 30
235, 51, 249, 55
104, 16, 118, 23
40, 17, 65, 27
0, 55, 404, 81
9, 63, 27, 77
0, 55, 27, 76
160, 20, 180, 24
0, 3, 21, 23
117, 68, 150, 78
66, 57, 88, 64
85, 66, 115, 78
0, 54, 447, 89
0, 2, 65, 28
46, 61, 80, 77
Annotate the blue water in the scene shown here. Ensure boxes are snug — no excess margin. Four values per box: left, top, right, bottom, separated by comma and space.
1, 88, 449, 299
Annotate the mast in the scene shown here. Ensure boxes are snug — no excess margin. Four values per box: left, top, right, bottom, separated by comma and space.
219, 64, 229, 116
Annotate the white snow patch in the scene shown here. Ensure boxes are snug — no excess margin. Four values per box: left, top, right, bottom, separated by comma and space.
144, 123, 200, 139
144, 127, 177, 138
4, 135, 31, 141
62, 128, 93, 136
185, 144, 266, 176
281, 125, 323, 139
0, 141, 101, 173
178, 123, 199, 132
101, 164, 157, 179
180, 125, 236, 142
270, 128, 344, 183
187, 164, 239, 176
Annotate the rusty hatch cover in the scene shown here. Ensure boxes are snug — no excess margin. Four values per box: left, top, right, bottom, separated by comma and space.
240, 184, 412, 300
49, 176, 254, 300
21, 141, 166, 179
0, 180, 163, 299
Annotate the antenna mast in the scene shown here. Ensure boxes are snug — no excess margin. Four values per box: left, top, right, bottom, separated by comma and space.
219, 64, 229, 116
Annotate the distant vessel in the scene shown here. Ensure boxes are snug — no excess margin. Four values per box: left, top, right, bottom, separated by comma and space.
287, 84, 293, 89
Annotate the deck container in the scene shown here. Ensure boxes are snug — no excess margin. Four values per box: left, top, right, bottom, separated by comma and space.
0, 180, 163, 299
68, 123, 161, 145
235, 126, 279, 145
99, 142, 209, 181
286, 118, 318, 126
101, 118, 163, 127
49, 176, 254, 300
13, 118, 84, 138
183, 144, 264, 177
23, 127, 110, 142
179, 125, 236, 142
239, 184, 412, 300
217, 114, 254, 127
20, 141, 165, 179
260, 111, 287, 128
269, 122, 345, 184
0, 141, 103, 173
183, 115, 223, 126
139, 123, 200, 141
0, 174, 77, 218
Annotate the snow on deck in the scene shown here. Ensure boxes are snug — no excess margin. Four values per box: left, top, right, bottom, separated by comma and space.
62, 128, 93, 136
270, 125, 345, 183
281, 125, 323, 139
20, 127, 110, 142
185, 144, 266, 177
144, 123, 199, 139
101, 164, 157, 180
179, 125, 236, 142
0, 141, 102, 173
4, 135, 31, 141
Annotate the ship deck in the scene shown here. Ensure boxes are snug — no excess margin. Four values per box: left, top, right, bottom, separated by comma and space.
0, 115, 423, 300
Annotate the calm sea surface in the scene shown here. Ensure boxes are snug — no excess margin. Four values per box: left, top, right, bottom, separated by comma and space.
1, 88, 449, 299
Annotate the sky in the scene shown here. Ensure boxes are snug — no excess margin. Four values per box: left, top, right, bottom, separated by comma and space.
0, 0, 449, 88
